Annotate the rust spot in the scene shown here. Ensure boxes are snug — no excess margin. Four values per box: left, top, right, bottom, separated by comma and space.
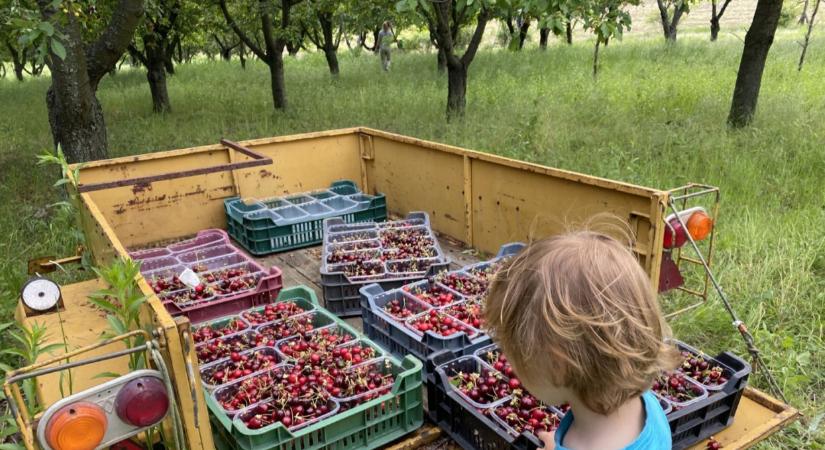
132, 182, 152, 194
444, 213, 458, 222
114, 205, 126, 215
259, 169, 273, 178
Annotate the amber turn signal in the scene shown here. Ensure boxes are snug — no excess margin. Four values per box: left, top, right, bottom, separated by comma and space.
45, 401, 107, 450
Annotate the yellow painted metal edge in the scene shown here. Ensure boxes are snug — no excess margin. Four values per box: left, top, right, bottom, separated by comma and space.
357, 127, 665, 198
729, 387, 801, 449
64, 172, 216, 449
68, 127, 362, 170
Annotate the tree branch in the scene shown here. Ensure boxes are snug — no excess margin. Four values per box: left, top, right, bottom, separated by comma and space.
219, 0, 267, 60
460, 8, 490, 67
85, 0, 145, 88
127, 43, 148, 65
718, 0, 734, 18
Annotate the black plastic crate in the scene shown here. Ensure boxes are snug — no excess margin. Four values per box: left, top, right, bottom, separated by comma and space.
428, 340, 751, 450
321, 212, 451, 317
359, 243, 525, 373
426, 350, 543, 450
668, 342, 751, 450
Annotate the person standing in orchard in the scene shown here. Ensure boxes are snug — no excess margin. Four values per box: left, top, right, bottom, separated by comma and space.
377, 21, 395, 71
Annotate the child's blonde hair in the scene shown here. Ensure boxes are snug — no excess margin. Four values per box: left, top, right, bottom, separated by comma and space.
484, 231, 678, 415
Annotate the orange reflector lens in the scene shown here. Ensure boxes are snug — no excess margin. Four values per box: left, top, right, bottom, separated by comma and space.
686, 211, 713, 241
46, 401, 107, 450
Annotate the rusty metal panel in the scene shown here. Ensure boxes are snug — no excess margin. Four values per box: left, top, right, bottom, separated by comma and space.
364, 136, 468, 242
233, 133, 363, 199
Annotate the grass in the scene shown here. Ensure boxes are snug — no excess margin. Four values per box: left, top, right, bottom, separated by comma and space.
1, 28, 824, 448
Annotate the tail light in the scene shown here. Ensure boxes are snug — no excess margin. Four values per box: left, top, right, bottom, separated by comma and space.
663, 207, 714, 249
37, 370, 169, 450
45, 402, 107, 450
116, 376, 169, 427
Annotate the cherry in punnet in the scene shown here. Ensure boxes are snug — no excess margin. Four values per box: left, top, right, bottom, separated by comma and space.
196, 332, 258, 364
257, 314, 317, 342
443, 300, 483, 330
326, 249, 381, 265
386, 258, 435, 275
202, 349, 279, 385
467, 260, 506, 282
192, 318, 248, 344
162, 283, 215, 305
406, 310, 477, 337
329, 360, 395, 403
480, 349, 515, 378
242, 301, 308, 325
449, 367, 512, 405
677, 351, 728, 387
278, 327, 355, 362
494, 391, 561, 436
147, 274, 186, 294
382, 298, 423, 319
332, 260, 385, 279
652, 372, 705, 406
329, 231, 376, 244
403, 283, 457, 307
706, 436, 723, 449
437, 272, 488, 297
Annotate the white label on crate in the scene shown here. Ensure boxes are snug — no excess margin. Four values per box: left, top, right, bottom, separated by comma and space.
179, 268, 202, 289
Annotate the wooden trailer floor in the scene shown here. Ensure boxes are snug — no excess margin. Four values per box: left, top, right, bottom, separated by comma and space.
247, 236, 799, 450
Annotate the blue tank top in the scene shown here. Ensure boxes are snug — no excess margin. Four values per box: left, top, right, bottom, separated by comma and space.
553, 391, 672, 449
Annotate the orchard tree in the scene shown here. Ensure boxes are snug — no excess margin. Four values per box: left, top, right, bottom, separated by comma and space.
3, 0, 144, 162
128, 0, 181, 113
219, 0, 305, 109
710, 0, 733, 40
655, 0, 693, 41
399, 0, 497, 119
579, 0, 636, 76
296, 0, 343, 75
523, 0, 575, 48
727, 0, 783, 127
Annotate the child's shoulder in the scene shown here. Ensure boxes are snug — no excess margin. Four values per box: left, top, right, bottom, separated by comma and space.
630, 390, 671, 450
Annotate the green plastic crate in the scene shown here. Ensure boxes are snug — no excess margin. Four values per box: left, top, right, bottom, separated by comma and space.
206, 285, 425, 450
225, 181, 387, 255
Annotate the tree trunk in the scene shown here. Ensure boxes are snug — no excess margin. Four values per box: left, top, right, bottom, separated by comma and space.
710, 17, 720, 40
437, 46, 447, 72
164, 52, 175, 74
239, 43, 247, 68
566, 21, 573, 44
798, 0, 820, 70
319, 12, 340, 76
539, 28, 550, 49
324, 49, 340, 76
146, 56, 171, 113
372, 28, 380, 53
44, 16, 108, 162
727, 0, 783, 127
593, 39, 601, 77
505, 17, 515, 37
5, 41, 26, 81
799, 0, 810, 23
446, 62, 467, 119
518, 20, 530, 49
269, 53, 287, 109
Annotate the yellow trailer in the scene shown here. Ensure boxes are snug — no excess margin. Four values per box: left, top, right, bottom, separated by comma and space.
7, 128, 798, 449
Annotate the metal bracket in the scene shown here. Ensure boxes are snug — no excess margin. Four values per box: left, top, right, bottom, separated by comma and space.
75, 139, 273, 193
28, 245, 85, 275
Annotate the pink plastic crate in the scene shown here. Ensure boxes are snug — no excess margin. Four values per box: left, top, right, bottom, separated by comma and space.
165, 267, 284, 323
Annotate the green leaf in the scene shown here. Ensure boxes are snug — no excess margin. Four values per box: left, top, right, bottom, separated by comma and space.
107, 315, 129, 336
38, 21, 55, 36
38, 343, 67, 355
0, 443, 27, 450
92, 371, 122, 379
51, 39, 67, 60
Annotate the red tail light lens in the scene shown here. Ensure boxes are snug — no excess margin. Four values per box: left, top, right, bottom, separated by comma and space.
663, 218, 687, 249
115, 376, 169, 427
